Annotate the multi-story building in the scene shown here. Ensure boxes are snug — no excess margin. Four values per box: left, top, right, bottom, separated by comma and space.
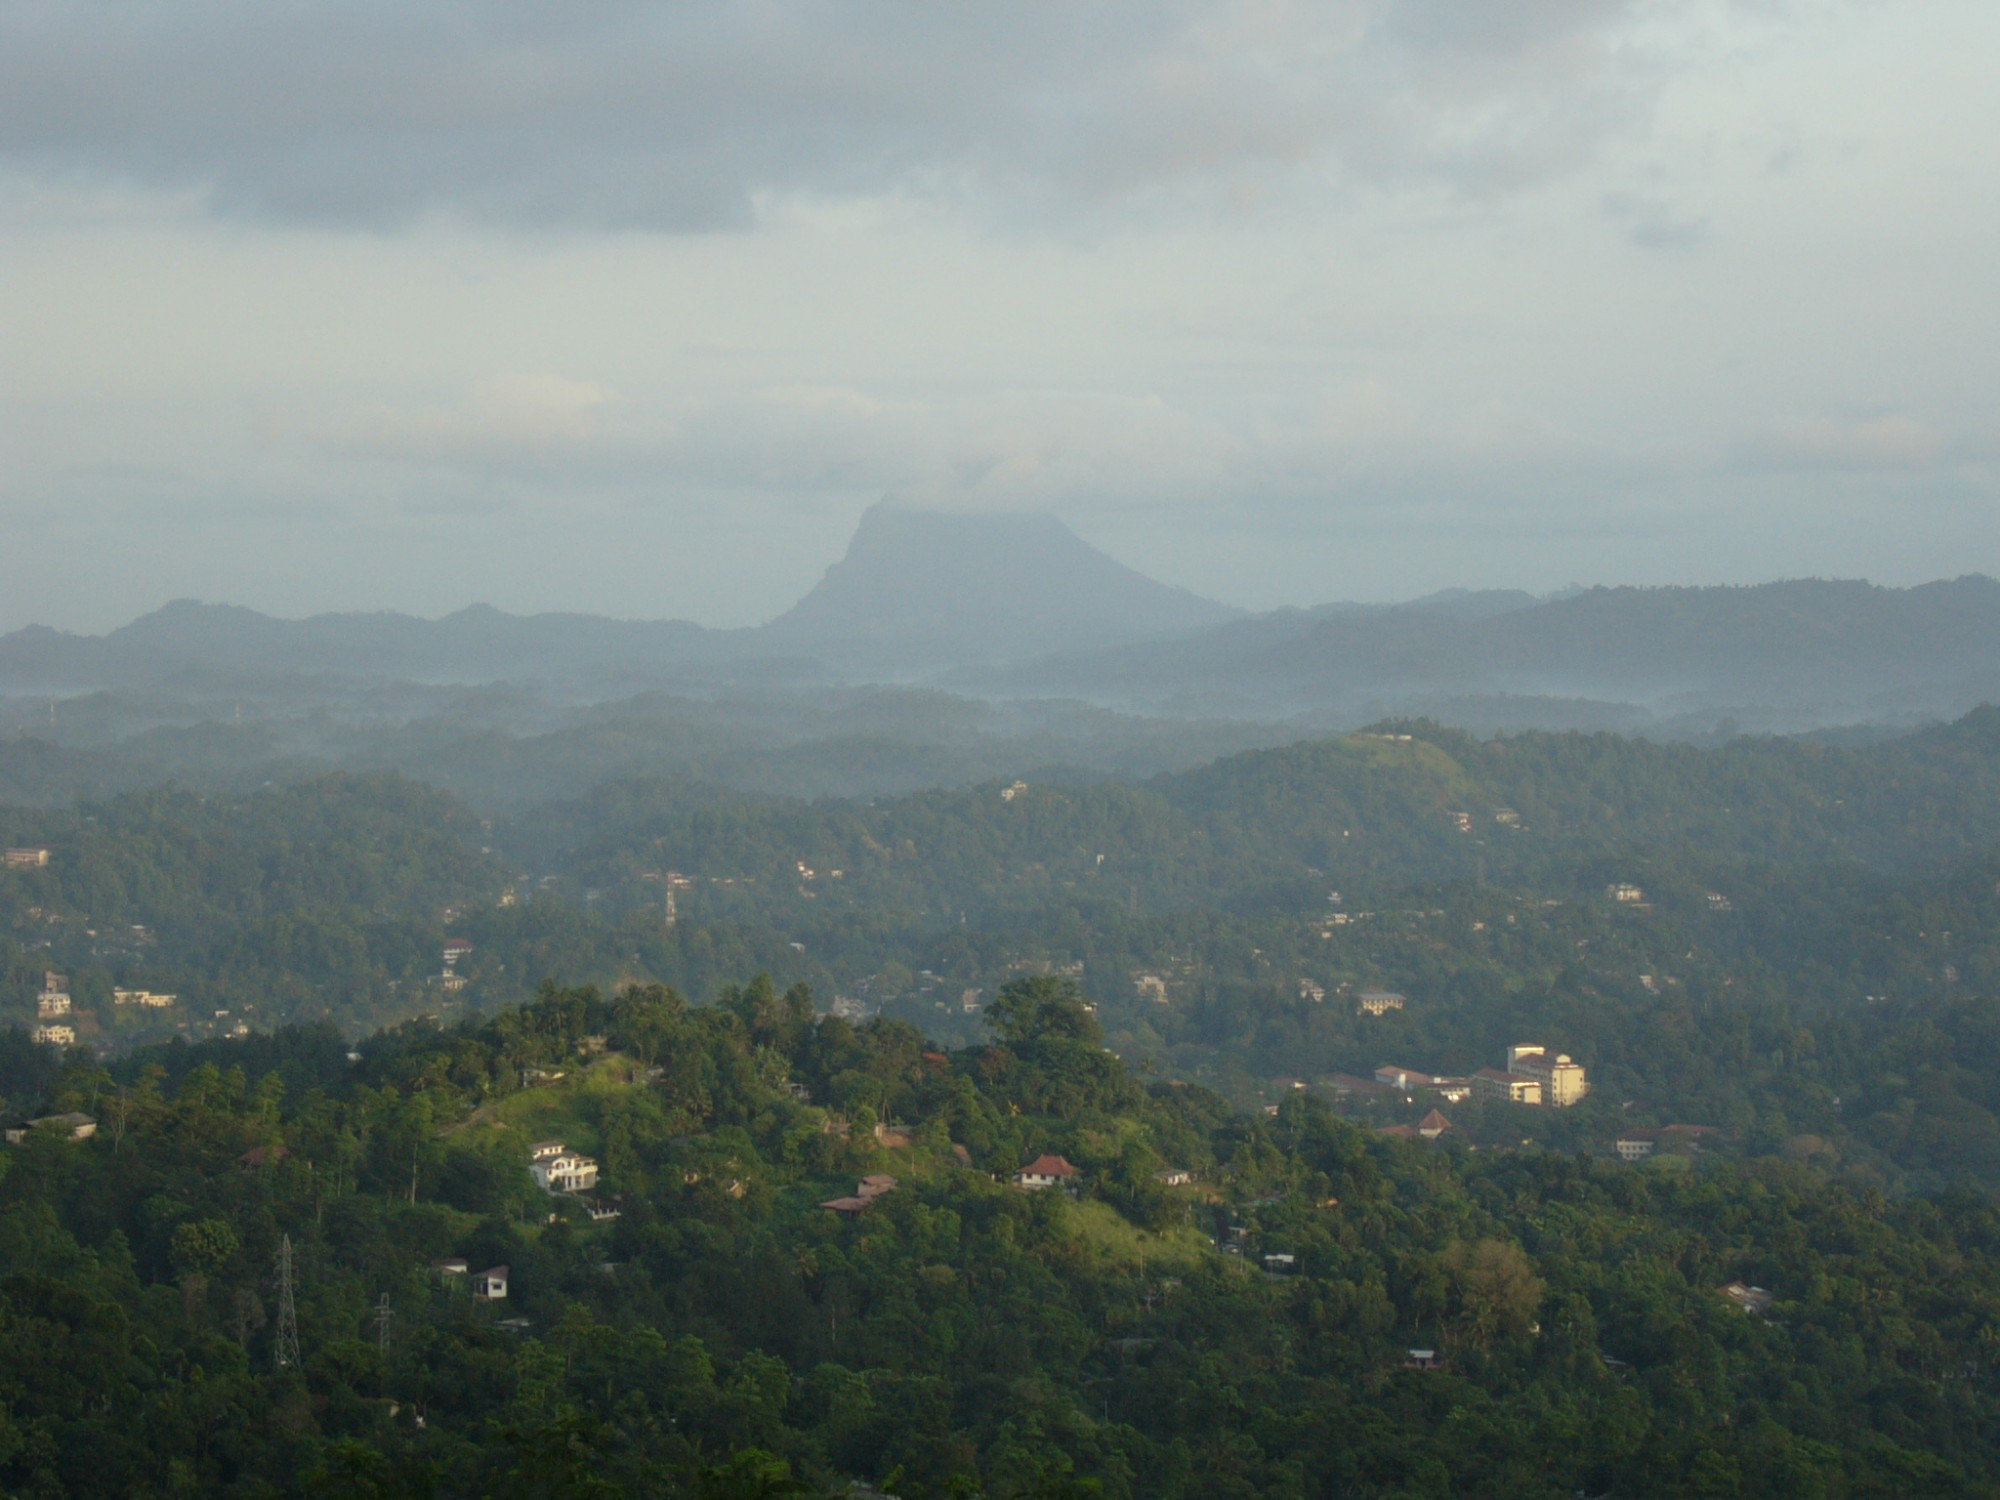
529, 1144, 600, 1194
1471, 1068, 1543, 1105
1507, 1046, 1590, 1106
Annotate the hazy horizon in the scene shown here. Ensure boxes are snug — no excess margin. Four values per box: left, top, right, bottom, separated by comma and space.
4, 497, 1994, 641
7, 2, 1999, 633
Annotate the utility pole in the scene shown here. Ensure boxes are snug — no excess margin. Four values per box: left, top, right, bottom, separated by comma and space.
274, 1235, 301, 1371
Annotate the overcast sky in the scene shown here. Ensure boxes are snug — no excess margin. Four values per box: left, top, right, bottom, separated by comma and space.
4, 0, 1996, 631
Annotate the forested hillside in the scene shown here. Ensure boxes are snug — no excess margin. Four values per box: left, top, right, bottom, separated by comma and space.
3, 980, 1997, 1498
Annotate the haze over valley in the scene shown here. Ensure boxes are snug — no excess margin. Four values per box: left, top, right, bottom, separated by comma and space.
8, 4, 2000, 1497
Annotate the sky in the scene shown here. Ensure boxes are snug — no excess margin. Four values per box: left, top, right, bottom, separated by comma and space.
3, 0, 1996, 632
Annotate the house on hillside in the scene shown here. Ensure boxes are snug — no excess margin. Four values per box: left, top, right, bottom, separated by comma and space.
3, 847, 51, 868
533, 1153, 599, 1195
1154, 1167, 1194, 1187
1373, 1064, 1437, 1092
1616, 1124, 1719, 1162
824, 1174, 900, 1216
474, 1266, 509, 1300
1013, 1154, 1080, 1190
1719, 1282, 1773, 1316
1356, 990, 1406, 1016
31, 1024, 75, 1047
1416, 1109, 1452, 1139
37, 990, 70, 1018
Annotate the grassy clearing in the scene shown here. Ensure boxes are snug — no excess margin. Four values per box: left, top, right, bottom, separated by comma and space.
1057, 1197, 1215, 1273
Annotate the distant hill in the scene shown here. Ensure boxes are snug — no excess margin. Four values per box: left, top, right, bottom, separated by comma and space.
0, 598, 731, 693
3, 513, 1996, 744
749, 503, 1243, 675
0, 506, 1238, 691
981, 575, 2000, 734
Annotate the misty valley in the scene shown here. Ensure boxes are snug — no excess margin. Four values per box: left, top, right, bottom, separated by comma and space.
7, 527, 2000, 1494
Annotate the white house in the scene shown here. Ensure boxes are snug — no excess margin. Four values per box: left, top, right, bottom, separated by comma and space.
1012, 1153, 1080, 1190
474, 1266, 509, 1300
530, 1150, 599, 1194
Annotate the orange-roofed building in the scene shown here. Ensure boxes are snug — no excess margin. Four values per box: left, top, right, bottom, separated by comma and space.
1013, 1154, 1081, 1190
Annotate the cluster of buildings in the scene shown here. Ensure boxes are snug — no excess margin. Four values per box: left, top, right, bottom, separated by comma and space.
1342, 1045, 1590, 1110
3, 1112, 96, 1145
1473, 1046, 1590, 1107
113, 987, 177, 1009
32, 971, 74, 1046
436, 939, 473, 993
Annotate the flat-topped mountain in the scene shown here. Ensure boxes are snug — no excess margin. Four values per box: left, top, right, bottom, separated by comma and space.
0, 507, 1239, 691
1, 505, 1996, 740
752, 504, 1242, 675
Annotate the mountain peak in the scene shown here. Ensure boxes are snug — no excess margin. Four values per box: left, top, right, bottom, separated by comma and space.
758, 504, 1240, 676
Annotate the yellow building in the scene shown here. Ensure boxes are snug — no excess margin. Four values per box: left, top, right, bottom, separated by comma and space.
1472, 1068, 1543, 1105
1507, 1046, 1590, 1107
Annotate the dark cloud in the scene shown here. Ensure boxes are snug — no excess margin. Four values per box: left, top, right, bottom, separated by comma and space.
1, 1, 1669, 229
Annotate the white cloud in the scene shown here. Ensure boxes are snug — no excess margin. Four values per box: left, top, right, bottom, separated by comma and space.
1747, 413, 1945, 473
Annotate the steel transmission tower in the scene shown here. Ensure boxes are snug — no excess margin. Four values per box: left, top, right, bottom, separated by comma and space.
273, 1235, 301, 1370
376, 1292, 394, 1354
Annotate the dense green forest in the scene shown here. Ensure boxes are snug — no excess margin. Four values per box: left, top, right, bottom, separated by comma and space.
4, 978, 1999, 1498
9, 714, 2000, 1190
6, 712, 2000, 1492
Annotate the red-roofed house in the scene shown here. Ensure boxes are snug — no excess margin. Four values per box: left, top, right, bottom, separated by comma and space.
1013, 1154, 1081, 1190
